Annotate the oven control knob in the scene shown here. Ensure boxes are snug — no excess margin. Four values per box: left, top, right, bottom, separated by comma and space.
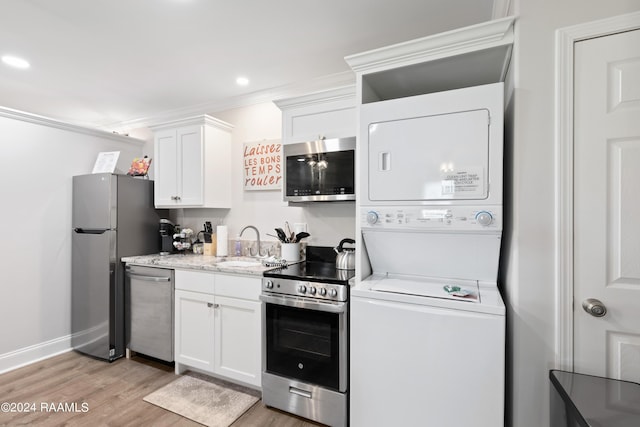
329, 288, 338, 298
298, 285, 307, 294
366, 211, 379, 225
265, 280, 274, 289
308, 286, 316, 295
319, 288, 327, 296
475, 211, 494, 226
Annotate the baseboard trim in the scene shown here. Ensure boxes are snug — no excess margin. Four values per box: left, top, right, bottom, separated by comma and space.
0, 336, 72, 374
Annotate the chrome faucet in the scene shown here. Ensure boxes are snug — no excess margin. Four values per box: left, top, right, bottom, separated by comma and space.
239, 225, 266, 257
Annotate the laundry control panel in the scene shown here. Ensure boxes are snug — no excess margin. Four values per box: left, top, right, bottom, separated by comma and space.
361, 206, 502, 231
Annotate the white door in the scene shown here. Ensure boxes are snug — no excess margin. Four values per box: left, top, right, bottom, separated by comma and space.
573, 28, 640, 381
367, 109, 490, 201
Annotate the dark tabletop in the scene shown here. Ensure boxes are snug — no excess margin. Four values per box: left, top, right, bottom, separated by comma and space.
550, 370, 640, 427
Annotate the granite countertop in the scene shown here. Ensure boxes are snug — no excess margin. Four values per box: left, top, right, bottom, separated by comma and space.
122, 253, 277, 276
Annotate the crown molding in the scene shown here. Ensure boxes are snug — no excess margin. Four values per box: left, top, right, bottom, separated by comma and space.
0, 105, 144, 144
273, 84, 356, 110
345, 16, 515, 75
148, 114, 234, 132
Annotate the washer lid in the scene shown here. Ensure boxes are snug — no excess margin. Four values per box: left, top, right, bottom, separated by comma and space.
370, 275, 479, 303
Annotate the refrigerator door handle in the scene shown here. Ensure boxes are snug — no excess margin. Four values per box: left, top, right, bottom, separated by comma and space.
74, 228, 108, 234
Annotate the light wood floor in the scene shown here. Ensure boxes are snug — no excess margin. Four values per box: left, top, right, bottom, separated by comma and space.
0, 351, 323, 426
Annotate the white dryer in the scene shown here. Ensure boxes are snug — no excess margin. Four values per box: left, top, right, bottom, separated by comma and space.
351, 83, 506, 427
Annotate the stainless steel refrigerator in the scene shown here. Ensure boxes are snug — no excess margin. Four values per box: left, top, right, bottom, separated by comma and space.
71, 173, 162, 361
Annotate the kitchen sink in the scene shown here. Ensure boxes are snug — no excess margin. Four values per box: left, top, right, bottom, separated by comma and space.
216, 260, 263, 268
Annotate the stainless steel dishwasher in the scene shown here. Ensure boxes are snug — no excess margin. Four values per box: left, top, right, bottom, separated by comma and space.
125, 265, 174, 362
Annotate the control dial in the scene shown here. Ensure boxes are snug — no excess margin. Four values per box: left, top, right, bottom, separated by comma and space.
319, 288, 327, 296
298, 285, 307, 294
329, 288, 338, 298
366, 211, 379, 225
265, 280, 274, 289
308, 286, 316, 295
475, 211, 494, 226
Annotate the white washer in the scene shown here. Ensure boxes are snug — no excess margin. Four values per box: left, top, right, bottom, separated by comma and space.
351, 209, 506, 426
350, 274, 504, 427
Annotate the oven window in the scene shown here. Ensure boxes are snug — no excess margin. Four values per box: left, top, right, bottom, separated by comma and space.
265, 303, 341, 390
285, 150, 355, 197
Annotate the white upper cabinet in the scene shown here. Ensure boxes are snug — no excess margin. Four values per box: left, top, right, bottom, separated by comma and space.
151, 115, 233, 208
274, 85, 356, 145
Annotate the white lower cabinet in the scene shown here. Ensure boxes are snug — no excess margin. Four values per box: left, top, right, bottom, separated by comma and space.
214, 295, 261, 385
175, 289, 215, 372
174, 270, 262, 388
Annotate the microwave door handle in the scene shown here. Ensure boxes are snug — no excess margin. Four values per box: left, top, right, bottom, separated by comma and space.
379, 151, 391, 171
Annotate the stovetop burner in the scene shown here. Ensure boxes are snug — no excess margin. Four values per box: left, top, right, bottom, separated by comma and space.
264, 246, 355, 285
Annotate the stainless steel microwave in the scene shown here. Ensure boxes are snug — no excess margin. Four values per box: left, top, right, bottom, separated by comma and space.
283, 137, 356, 202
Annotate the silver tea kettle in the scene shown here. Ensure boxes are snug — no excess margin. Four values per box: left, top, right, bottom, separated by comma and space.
334, 238, 356, 270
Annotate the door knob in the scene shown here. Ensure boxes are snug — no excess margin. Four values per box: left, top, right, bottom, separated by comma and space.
582, 298, 607, 317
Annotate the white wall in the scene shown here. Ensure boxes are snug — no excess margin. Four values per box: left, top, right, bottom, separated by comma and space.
137, 102, 356, 250
506, 2, 639, 427
0, 113, 145, 372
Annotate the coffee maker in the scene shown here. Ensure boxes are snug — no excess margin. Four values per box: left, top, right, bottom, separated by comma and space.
159, 219, 175, 255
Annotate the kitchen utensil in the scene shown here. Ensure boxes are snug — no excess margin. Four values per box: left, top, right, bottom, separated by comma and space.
275, 228, 288, 243
334, 238, 356, 270
285, 222, 295, 242
294, 232, 310, 242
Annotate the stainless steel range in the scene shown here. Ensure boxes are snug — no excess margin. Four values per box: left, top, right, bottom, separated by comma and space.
261, 246, 354, 427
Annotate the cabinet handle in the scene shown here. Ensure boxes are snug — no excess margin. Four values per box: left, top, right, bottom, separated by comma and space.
207, 303, 219, 308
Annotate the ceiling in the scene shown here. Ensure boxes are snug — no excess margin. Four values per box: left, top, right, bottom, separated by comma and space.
0, 0, 504, 132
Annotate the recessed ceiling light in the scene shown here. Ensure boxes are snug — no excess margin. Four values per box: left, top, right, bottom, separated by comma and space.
2, 55, 30, 69
236, 76, 249, 86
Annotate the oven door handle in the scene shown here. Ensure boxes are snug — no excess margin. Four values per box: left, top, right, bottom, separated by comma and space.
259, 294, 347, 313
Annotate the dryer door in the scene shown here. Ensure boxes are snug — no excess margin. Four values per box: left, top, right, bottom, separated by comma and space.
367, 108, 489, 202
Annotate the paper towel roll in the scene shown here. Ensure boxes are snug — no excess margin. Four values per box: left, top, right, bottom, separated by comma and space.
216, 225, 228, 256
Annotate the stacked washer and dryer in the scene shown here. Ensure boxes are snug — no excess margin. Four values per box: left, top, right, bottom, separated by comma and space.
351, 83, 506, 426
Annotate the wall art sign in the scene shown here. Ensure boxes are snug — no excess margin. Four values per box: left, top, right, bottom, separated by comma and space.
243, 139, 282, 190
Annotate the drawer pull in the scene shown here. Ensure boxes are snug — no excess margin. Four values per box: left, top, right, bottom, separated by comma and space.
289, 386, 312, 399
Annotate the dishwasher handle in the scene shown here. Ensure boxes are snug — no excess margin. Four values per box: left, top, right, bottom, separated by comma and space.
126, 271, 171, 282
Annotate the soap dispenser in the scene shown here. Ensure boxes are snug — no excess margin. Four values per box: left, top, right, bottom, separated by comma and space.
235, 235, 242, 256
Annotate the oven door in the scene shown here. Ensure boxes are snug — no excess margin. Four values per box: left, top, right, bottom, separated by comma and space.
260, 294, 348, 392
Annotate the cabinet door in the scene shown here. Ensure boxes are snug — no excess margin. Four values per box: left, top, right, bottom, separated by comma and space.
177, 125, 204, 206
154, 129, 179, 206
175, 289, 215, 372
214, 295, 262, 387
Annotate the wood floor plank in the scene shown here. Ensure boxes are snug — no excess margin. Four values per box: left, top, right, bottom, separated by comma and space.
0, 351, 326, 427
